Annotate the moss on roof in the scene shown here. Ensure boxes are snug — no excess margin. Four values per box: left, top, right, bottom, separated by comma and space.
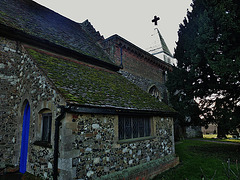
0, 0, 112, 63
26, 47, 175, 112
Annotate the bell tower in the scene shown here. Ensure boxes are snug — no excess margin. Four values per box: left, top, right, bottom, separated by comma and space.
147, 16, 177, 66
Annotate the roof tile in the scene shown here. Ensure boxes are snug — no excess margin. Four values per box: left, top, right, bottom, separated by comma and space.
0, 0, 111, 63
26, 47, 175, 112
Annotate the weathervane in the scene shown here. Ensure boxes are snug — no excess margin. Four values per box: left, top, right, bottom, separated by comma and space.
152, 15, 160, 26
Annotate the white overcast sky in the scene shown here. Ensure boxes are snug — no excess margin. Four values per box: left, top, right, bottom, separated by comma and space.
33, 0, 192, 55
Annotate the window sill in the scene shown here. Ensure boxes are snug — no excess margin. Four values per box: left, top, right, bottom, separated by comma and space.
33, 141, 52, 148
117, 136, 156, 144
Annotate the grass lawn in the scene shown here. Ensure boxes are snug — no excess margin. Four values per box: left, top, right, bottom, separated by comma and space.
203, 134, 240, 143
153, 139, 240, 180
203, 134, 233, 139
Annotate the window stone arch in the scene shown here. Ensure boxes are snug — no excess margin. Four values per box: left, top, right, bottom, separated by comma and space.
148, 85, 162, 101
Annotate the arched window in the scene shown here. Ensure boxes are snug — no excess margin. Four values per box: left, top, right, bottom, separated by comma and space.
148, 85, 161, 101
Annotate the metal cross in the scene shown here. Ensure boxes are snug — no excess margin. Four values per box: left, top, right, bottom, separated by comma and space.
152, 16, 160, 25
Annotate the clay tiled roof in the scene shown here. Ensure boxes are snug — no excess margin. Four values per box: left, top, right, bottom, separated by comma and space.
26, 47, 175, 113
0, 0, 111, 63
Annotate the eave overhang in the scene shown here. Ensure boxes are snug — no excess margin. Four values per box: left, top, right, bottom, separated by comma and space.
63, 103, 177, 117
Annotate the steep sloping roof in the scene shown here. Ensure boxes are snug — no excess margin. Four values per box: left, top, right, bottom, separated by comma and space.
80, 20, 104, 43
156, 28, 173, 57
26, 47, 175, 113
0, 0, 111, 63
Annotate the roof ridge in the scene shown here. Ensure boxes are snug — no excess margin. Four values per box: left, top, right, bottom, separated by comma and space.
0, 0, 112, 63
102, 34, 172, 71
80, 19, 104, 42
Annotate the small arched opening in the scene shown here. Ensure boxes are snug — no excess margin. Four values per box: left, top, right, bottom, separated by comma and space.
148, 85, 162, 101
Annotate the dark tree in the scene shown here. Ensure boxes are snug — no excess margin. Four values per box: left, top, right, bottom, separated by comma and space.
167, 0, 240, 138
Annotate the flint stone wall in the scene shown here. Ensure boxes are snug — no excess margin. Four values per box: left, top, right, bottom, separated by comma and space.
0, 37, 65, 178
59, 113, 175, 179
186, 126, 203, 138
0, 37, 21, 168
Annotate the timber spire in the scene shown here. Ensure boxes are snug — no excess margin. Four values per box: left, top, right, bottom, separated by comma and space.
147, 16, 176, 66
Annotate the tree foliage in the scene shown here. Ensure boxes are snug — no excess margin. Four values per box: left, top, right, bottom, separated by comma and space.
167, 0, 240, 137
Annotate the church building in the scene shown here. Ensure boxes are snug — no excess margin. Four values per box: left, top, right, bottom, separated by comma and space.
0, 0, 178, 179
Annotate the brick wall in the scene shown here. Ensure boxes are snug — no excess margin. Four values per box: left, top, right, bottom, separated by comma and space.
114, 46, 165, 83
104, 43, 169, 103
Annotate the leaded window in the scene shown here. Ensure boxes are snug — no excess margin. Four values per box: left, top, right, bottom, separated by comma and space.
149, 85, 161, 101
42, 113, 52, 142
118, 116, 151, 140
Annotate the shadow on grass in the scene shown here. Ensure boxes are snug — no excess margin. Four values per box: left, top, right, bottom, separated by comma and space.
190, 143, 240, 161
153, 139, 240, 180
